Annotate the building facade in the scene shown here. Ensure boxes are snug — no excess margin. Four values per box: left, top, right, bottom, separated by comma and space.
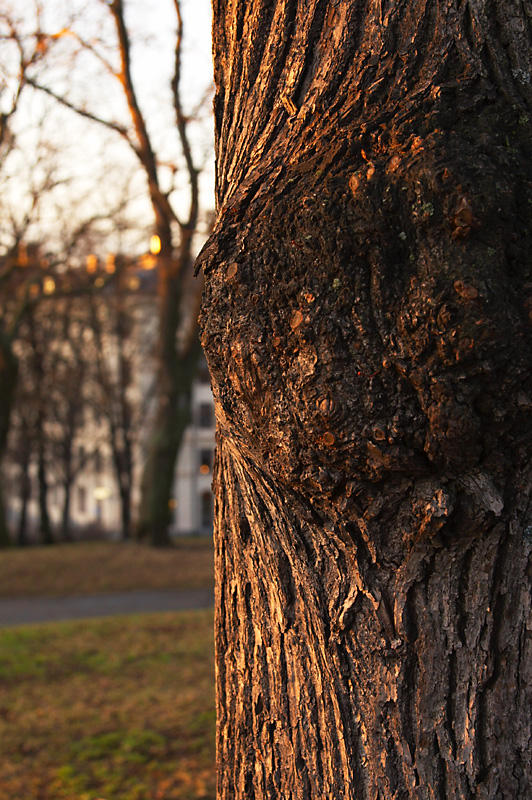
4, 250, 215, 541
171, 369, 215, 536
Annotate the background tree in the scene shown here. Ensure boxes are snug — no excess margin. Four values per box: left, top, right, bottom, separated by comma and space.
86, 261, 158, 541
0, 6, 138, 544
27, 0, 211, 545
1, 0, 213, 546
7, 402, 34, 546
0, 244, 49, 546
0, 9, 60, 544
199, 1, 532, 797
47, 298, 92, 542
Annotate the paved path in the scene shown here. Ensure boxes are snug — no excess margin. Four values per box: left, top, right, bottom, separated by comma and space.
0, 588, 214, 627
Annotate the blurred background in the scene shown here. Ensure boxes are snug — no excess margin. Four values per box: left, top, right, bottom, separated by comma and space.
1, 0, 215, 547
0, 1, 216, 797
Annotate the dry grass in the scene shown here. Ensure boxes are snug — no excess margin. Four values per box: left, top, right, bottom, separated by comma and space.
0, 610, 215, 800
0, 539, 213, 597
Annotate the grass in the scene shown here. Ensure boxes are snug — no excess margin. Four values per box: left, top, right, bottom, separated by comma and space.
0, 610, 215, 800
0, 539, 213, 597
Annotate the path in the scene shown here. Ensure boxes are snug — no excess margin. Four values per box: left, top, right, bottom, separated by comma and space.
0, 588, 214, 627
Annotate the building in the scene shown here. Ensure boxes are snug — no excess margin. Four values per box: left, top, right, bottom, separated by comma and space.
59, 366, 215, 538
171, 363, 215, 536
4, 247, 215, 541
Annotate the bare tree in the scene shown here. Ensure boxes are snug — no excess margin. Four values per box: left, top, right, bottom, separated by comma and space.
47, 300, 91, 541
7, 402, 33, 546
86, 261, 148, 541
27, 0, 210, 545
0, 245, 44, 546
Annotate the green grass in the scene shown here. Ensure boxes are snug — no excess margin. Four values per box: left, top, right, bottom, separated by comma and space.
0, 610, 215, 800
0, 539, 213, 597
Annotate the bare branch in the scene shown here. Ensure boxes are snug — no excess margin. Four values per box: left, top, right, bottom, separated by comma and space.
107, 0, 182, 238
171, 0, 199, 232
53, 27, 118, 79
25, 76, 132, 142
0, 15, 26, 147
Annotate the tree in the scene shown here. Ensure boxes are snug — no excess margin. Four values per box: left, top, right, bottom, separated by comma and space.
46, 297, 92, 542
86, 261, 157, 541
0, 245, 45, 546
0, 322, 17, 547
199, 1, 532, 797
0, 12, 56, 545
27, 0, 210, 545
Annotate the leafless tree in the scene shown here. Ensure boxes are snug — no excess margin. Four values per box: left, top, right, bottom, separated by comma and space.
27, 0, 212, 545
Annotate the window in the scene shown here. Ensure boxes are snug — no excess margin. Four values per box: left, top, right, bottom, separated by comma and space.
199, 449, 212, 475
197, 361, 211, 384
197, 402, 214, 429
94, 449, 102, 473
200, 491, 213, 530
77, 486, 87, 514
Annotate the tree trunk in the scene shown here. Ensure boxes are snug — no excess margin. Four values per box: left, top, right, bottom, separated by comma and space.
16, 448, 31, 547
137, 253, 201, 546
119, 482, 131, 540
0, 335, 17, 547
61, 480, 72, 542
37, 437, 53, 545
199, 1, 532, 797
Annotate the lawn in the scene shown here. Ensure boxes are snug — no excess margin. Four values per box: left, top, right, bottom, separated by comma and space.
0, 610, 215, 800
0, 539, 213, 597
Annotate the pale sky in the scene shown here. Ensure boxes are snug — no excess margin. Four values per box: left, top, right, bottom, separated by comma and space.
0, 0, 215, 256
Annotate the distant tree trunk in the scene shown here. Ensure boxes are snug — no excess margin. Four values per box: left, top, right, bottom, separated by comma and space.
113, 302, 133, 542
58, 403, 83, 543
60, 478, 72, 542
119, 483, 131, 540
0, 334, 17, 547
200, 1, 532, 797
37, 436, 53, 545
106, 0, 203, 548
16, 446, 31, 547
137, 280, 202, 546
135, 228, 201, 549
112, 434, 133, 541
26, 314, 54, 547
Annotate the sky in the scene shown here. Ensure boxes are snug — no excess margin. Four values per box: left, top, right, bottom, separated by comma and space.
0, 0, 215, 257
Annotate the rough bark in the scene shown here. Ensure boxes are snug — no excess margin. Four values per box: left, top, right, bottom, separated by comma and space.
199, 1, 532, 798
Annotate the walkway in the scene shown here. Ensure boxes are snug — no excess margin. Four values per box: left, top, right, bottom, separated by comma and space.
0, 588, 214, 627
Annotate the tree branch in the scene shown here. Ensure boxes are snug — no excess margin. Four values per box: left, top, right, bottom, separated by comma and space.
108, 0, 182, 238
25, 77, 132, 142
0, 14, 27, 147
171, 0, 199, 232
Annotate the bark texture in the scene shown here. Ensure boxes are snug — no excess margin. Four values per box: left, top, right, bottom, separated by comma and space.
199, 1, 532, 798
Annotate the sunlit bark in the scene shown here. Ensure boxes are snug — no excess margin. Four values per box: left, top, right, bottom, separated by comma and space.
200, 0, 532, 797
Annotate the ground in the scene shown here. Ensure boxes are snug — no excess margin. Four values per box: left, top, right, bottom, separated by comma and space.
0, 538, 213, 597
0, 540, 216, 800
